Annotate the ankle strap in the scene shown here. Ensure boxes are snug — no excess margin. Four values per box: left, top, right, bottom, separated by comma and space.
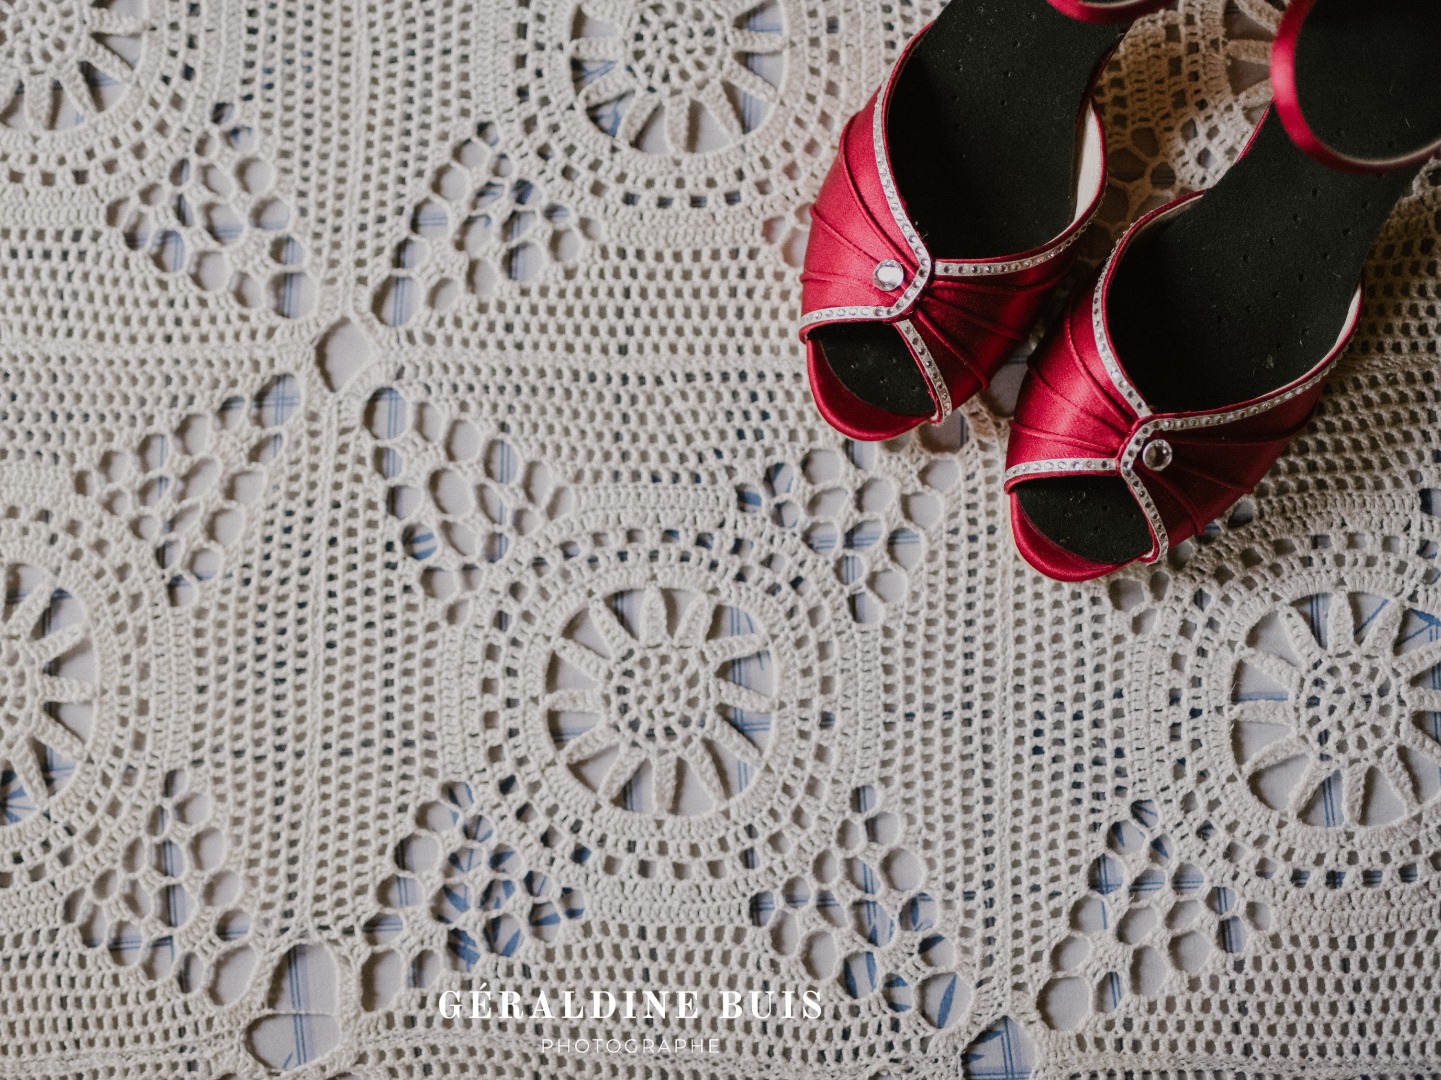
1046, 0, 1170, 24
1272, 0, 1441, 174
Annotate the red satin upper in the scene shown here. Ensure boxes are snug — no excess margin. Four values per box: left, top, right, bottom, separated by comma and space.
799, 25, 1107, 442
1005, 195, 1362, 582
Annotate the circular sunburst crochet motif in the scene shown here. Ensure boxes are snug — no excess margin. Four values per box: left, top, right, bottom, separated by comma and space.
545, 584, 775, 815
1231, 592, 1441, 828
568, 0, 787, 153
0, 0, 149, 132
0, 567, 94, 825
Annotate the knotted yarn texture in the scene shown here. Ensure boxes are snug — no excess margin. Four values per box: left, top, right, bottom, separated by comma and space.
1, 0, 1439, 1077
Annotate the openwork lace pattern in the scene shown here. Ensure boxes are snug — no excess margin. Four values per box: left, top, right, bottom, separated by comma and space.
2, 0, 1440, 1076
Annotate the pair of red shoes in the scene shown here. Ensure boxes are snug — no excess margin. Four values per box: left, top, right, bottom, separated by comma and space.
799, 0, 1441, 581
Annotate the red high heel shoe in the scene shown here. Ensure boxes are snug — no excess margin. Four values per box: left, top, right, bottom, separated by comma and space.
1005, 0, 1441, 581
798, 0, 1171, 442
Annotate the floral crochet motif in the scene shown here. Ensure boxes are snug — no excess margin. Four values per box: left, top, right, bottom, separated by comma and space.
750, 784, 972, 1030
369, 782, 587, 978
1120, 525, 1441, 896
108, 103, 317, 318
1038, 800, 1271, 1031
362, 385, 573, 616
374, 121, 592, 328
63, 768, 250, 992
467, 511, 867, 884
76, 373, 303, 605
737, 437, 957, 625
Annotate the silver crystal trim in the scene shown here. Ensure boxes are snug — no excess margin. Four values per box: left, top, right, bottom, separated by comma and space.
1090, 267, 1152, 419
797, 48, 935, 333
798, 305, 893, 329
1117, 356, 1342, 475
1122, 468, 1169, 563
1003, 458, 1117, 484
1110, 313, 1353, 563
1087, 199, 1207, 420
934, 223, 1090, 279
896, 318, 952, 421
867, 88, 931, 311
934, 106, 1103, 280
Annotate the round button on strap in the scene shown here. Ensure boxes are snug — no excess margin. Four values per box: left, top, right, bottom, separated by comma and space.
1141, 439, 1174, 472
873, 260, 905, 291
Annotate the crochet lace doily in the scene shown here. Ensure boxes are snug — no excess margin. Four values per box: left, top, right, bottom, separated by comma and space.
2, 0, 1439, 1076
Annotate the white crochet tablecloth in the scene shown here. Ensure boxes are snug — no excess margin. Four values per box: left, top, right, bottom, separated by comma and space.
2, 0, 1440, 1076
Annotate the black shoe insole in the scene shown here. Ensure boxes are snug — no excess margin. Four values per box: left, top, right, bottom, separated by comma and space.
1016, 0, 1441, 567
812, 0, 1127, 418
